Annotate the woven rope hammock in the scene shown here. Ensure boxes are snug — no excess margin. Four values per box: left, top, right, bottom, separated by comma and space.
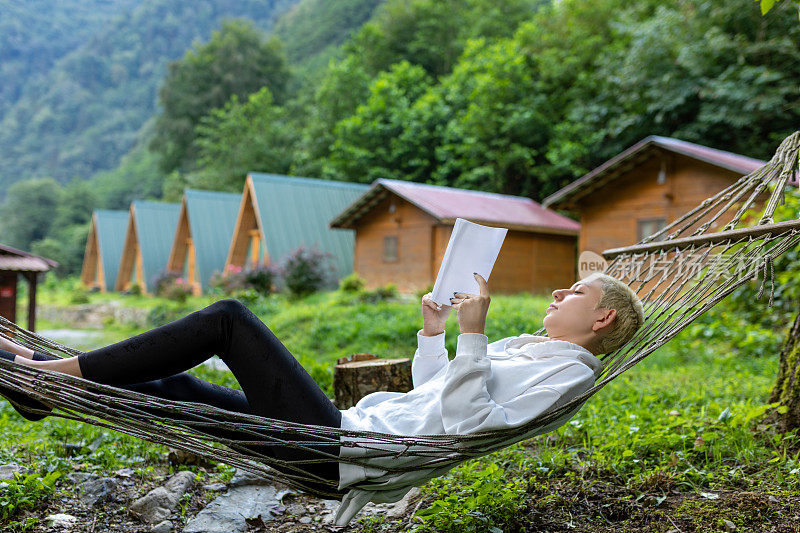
1, 132, 800, 502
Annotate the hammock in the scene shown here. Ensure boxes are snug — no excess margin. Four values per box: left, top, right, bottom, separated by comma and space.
1, 131, 800, 510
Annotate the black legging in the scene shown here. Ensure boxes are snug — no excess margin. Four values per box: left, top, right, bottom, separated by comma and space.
73, 299, 343, 496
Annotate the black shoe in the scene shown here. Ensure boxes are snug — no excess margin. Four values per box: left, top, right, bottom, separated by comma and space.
0, 349, 53, 421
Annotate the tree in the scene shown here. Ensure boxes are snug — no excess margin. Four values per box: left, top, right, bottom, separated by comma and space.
426, 38, 551, 197
347, 0, 544, 78
293, 55, 372, 177
0, 178, 62, 250
189, 87, 299, 192
327, 61, 435, 183
569, 0, 800, 167
150, 19, 290, 174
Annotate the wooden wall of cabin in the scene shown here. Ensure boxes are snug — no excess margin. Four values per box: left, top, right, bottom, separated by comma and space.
353, 194, 435, 291
0, 272, 17, 324
577, 153, 752, 256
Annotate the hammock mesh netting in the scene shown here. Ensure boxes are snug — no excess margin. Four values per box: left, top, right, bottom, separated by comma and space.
1, 131, 799, 499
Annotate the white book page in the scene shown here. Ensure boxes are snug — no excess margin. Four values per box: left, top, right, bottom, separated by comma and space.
431, 218, 508, 306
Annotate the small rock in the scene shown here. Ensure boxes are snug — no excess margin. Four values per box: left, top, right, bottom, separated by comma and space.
0, 464, 26, 480
130, 471, 196, 524
723, 519, 737, 532
67, 472, 99, 485
285, 503, 306, 516
86, 436, 104, 453
114, 467, 135, 478
184, 485, 280, 533
45, 513, 78, 527
769, 495, 778, 504
229, 467, 273, 487
151, 520, 173, 533
299, 516, 312, 524
168, 448, 210, 467
80, 477, 117, 506
203, 483, 227, 491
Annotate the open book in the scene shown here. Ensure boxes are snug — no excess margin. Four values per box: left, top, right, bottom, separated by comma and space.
431, 218, 508, 306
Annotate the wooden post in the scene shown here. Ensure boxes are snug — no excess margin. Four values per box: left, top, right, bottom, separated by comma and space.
26, 272, 36, 332
334, 353, 413, 409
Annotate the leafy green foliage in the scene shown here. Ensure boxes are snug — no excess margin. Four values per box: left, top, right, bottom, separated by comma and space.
0, 178, 63, 250
190, 87, 298, 192
415, 461, 527, 532
760, 0, 800, 19
328, 61, 435, 182
348, 0, 544, 78
150, 19, 291, 175
339, 272, 366, 292
0, 471, 61, 522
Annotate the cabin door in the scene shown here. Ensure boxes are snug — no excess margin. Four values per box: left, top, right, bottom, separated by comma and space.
0, 272, 17, 324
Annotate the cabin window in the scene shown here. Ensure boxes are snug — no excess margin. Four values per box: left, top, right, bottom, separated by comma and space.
383, 236, 399, 262
637, 218, 667, 241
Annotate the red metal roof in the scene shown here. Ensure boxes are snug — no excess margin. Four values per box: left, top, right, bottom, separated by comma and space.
542, 136, 766, 209
0, 244, 58, 272
331, 179, 580, 235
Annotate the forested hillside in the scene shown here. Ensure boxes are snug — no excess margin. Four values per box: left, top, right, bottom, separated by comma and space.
0, 0, 797, 279
0, 0, 140, 117
0, 0, 298, 191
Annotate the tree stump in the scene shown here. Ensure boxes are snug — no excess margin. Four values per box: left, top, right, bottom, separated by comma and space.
334, 353, 413, 409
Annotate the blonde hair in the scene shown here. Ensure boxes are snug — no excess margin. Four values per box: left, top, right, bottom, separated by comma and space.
585, 273, 644, 354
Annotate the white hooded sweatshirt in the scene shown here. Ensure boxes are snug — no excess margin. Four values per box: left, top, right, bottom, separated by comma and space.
333, 330, 604, 525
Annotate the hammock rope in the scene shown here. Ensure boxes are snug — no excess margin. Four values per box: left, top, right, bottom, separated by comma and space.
1, 131, 799, 497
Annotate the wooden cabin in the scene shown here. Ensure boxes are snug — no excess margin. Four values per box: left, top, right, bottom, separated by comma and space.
226, 173, 369, 280
542, 136, 766, 256
80, 209, 129, 292
115, 201, 181, 295
330, 179, 580, 295
167, 189, 241, 295
0, 244, 57, 331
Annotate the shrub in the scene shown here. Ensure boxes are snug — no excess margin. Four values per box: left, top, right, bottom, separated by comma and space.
360, 283, 398, 303
339, 272, 366, 292
281, 247, 335, 296
244, 265, 278, 295
125, 282, 142, 296
210, 264, 277, 296
209, 265, 249, 295
68, 291, 90, 305
414, 284, 434, 299
147, 303, 185, 327
153, 270, 193, 303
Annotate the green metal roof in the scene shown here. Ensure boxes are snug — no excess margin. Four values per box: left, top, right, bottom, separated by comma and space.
132, 200, 181, 293
94, 209, 129, 292
184, 189, 242, 290
249, 173, 369, 280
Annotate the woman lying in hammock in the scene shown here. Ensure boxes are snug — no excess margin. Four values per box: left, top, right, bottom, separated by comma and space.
0, 271, 643, 524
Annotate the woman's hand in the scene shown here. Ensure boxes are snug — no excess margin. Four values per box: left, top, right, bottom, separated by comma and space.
421, 292, 452, 336
450, 273, 491, 335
